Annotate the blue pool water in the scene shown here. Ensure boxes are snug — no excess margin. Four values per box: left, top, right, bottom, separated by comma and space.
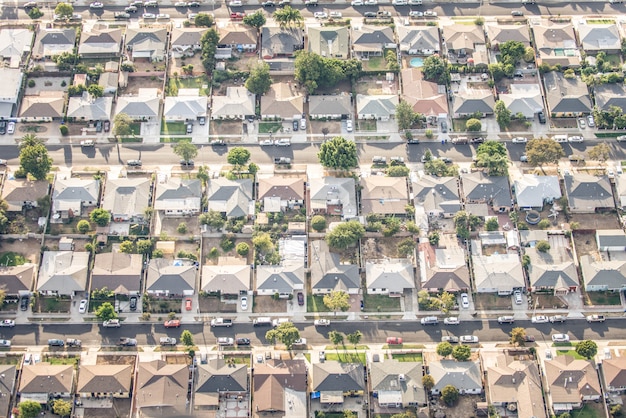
410, 57, 424, 68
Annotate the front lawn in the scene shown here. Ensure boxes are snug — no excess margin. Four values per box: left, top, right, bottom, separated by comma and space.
474, 293, 512, 310
307, 295, 331, 313
37, 297, 71, 313
363, 293, 401, 312
391, 353, 423, 362
161, 121, 188, 135
357, 119, 377, 132
556, 349, 586, 360
585, 290, 622, 306
324, 351, 366, 364
258, 121, 283, 134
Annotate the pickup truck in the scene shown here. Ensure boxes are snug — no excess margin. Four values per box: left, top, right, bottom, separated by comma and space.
160, 337, 177, 346
274, 157, 292, 164
65, 338, 82, 347
586, 315, 606, 323
118, 338, 137, 346
210, 318, 233, 327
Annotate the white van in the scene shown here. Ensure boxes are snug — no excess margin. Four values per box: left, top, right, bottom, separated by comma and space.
420, 316, 439, 325
552, 135, 568, 143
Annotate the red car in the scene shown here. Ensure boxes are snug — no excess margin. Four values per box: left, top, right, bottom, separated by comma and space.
164, 320, 180, 328
386, 337, 403, 345
230, 12, 245, 19
185, 298, 192, 311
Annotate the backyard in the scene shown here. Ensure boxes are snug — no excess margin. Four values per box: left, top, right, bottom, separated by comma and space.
166, 75, 210, 96
571, 402, 607, 418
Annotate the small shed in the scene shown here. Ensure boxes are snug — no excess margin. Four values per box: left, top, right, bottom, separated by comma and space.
59, 237, 74, 251
506, 230, 520, 250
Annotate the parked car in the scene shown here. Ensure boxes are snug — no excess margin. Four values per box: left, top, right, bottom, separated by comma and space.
175, 1, 188, 6
0, 340, 11, 348
164, 320, 181, 328
142, 13, 156, 18
78, 299, 88, 313
144, 0, 158, 5
119, 338, 137, 346
156, 13, 170, 18
549, 315, 567, 323
48, 339, 64, 347
443, 317, 460, 325
511, 10, 523, 16
292, 119, 299, 131
314, 319, 331, 327
90, 1, 104, 8
386, 337, 403, 345
274, 139, 291, 147
129, 296, 138, 311
363, 11, 376, 17
520, 155, 528, 163
537, 111, 546, 124
185, 298, 192, 311
115, 12, 131, 18
525, 335, 536, 342
511, 137, 527, 143
0, 121, 6, 135
346, 120, 353, 132
552, 333, 570, 343
127, 159, 142, 167
210, 139, 226, 146
125, 5, 138, 12
259, 139, 273, 146
20, 297, 29, 311
568, 135, 584, 143
460, 293, 469, 309
0, 320, 15, 327
6, 122, 15, 135
236, 338, 250, 345
531, 315, 549, 324
409, 11, 423, 17
351, 0, 363, 5
329, 11, 342, 18
240, 296, 248, 311
103, 319, 121, 328
578, 118, 586, 129
297, 292, 304, 306
498, 316, 515, 324
423, 10, 437, 16
229, 0, 242, 5
24, 2, 38, 9
314, 11, 328, 19
441, 336, 459, 343
513, 290, 523, 305
262, 1, 276, 5
617, 135, 626, 142
587, 115, 595, 127
460, 335, 479, 343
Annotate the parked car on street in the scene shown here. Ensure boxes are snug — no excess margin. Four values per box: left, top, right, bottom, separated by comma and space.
443, 317, 460, 325
531, 315, 549, 324
460, 335, 479, 343
0, 320, 15, 327
386, 337, 403, 345
552, 333, 570, 342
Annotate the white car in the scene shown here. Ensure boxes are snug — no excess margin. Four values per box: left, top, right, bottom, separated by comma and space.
441, 336, 459, 343
229, 0, 242, 5
392, 0, 407, 4
511, 137, 527, 143
89, 1, 104, 8
423, 10, 437, 16
568, 135, 584, 143
346, 120, 353, 132
513, 290, 523, 305
240, 296, 248, 311
142, 12, 156, 18
409, 11, 423, 17
188, 13, 198, 19
275, 139, 291, 147
329, 11, 342, 18
103, 319, 121, 328
0, 340, 10, 348
78, 299, 88, 314
460, 335, 479, 343
314, 319, 331, 327
259, 139, 273, 146
552, 333, 570, 343
156, 13, 170, 18
531, 315, 549, 324
617, 135, 626, 142
460, 293, 470, 309
364, 0, 377, 4
443, 317, 460, 325
587, 115, 595, 128
578, 118, 586, 128
351, 0, 363, 5
0, 320, 15, 327
175, 1, 188, 5
314, 11, 328, 19
7, 122, 15, 135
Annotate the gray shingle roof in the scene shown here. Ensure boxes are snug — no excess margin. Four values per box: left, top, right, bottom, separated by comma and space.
462, 172, 511, 208
310, 240, 360, 292
146, 259, 196, 294
544, 72, 592, 114
313, 361, 365, 392
196, 359, 247, 393
429, 360, 482, 392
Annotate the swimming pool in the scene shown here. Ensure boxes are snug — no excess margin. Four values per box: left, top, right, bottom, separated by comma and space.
410, 57, 425, 67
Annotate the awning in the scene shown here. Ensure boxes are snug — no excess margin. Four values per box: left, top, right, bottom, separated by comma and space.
378, 391, 402, 404
320, 391, 343, 404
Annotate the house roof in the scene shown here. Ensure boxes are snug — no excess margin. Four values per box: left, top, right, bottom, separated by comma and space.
500, 84, 544, 118
99, 71, 118, 91
260, 82, 304, 118
77, 364, 132, 394
53, 178, 100, 212
514, 175, 561, 208
597, 229, 626, 248
307, 26, 349, 57
545, 355, 601, 404
261, 27, 303, 57
581, 254, 626, 290
453, 89, 495, 115
486, 23, 531, 46
310, 240, 360, 292
361, 176, 408, 215
38, 251, 89, 294
218, 23, 257, 46
67, 92, 113, 120
206, 177, 253, 218
33, 28, 76, 57
103, 177, 151, 218
351, 25, 395, 52
0, 264, 35, 295
533, 22, 579, 66
594, 83, 626, 113
309, 177, 357, 218
136, 360, 188, 410
171, 27, 205, 47
526, 247, 578, 290
116, 90, 160, 119
0, 365, 16, 418
544, 71, 592, 114
0, 28, 34, 63
356, 94, 399, 118
164, 95, 208, 119
578, 24, 621, 52
154, 178, 202, 212
257, 263, 304, 293
19, 91, 65, 119
313, 361, 365, 392
370, 359, 426, 406
413, 175, 460, 215
397, 25, 440, 52
1, 179, 49, 211
462, 172, 511, 208
125, 27, 167, 49
485, 353, 546, 418
602, 357, 626, 390
92, 252, 143, 293
146, 259, 196, 294
201, 263, 251, 293
401, 68, 448, 117
429, 360, 482, 392
196, 358, 247, 394
423, 265, 471, 292
211, 86, 255, 118
258, 176, 305, 201
78, 27, 122, 56
366, 258, 415, 292
20, 363, 74, 393
472, 254, 525, 291
309, 94, 352, 116
564, 173, 614, 211
442, 24, 485, 51
253, 360, 307, 415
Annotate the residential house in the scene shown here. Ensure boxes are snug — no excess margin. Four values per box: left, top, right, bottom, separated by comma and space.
526, 247, 579, 294
52, 178, 100, 221
125, 27, 167, 61
99, 72, 119, 95
170, 28, 204, 58
413, 175, 460, 218
37, 251, 89, 296
499, 84, 544, 119
486, 24, 531, 48
563, 173, 614, 213
218, 24, 257, 52
472, 253, 525, 294
397, 26, 440, 55
0, 365, 16, 418
544, 355, 601, 414
260, 82, 304, 120
370, 360, 426, 409
135, 360, 189, 416
312, 362, 365, 406
0, 68, 24, 118
308, 26, 349, 59
428, 360, 482, 395
578, 24, 621, 55
154, 178, 202, 216
461, 172, 512, 213
597, 229, 626, 251
258, 176, 305, 213
0, 28, 34, 68
544, 72, 592, 116
78, 26, 122, 58
211, 86, 255, 120
366, 258, 415, 296
252, 360, 307, 418
533, 22, 580, 67
195, 358, 248, 414
514, 175, 561, 210
256, 263, 304, 296
442, 23, 487, 64
67, 91, 113, 121
201, 260, 251, 295
92, 252, 143, 294
594, 83, 626, 114
309, 177, 357, 219
452, 88, 495, 117
261, 27, 304, 59
1, 179, 49, 212
115, 88, 160, 120
310, 240, 360, 294
146, 258, 196, 296
520, 230, 549, 247
602, 357, 626, 393
19, 364, 74, 403
76, 364, 133, 399
0, 264, 35, 298
206, 178, 254, 218
32, 28, 76, 60
308, 94, 352, 120
103, 178, 151, 223
401, 68, 448, 118
580, 254, 626, 291
164, 90, 208, 122
361, 176, 408, 215
422, 247, 471, 292
357, 94, 399, 120
19, 91, 65, 121
351, 25, 396, 58
483, 352, 546, 418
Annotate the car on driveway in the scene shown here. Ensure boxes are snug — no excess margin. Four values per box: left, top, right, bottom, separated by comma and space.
460, 335, 479, 343
511, 137, 527, 143
441, 336, 459, 343
20, 297, 29, 311
297, 292, 304, 306
185, 298, 192, 311
386, 337, 403, 345
552, 333, 570, 343
240, 296, 248, 311
513, 290, 523, 305
78, 299, 88, 313
0, 320, 14, 327
460, 293, 470, 309
443, 317, 460, 325
7, 122, 15, 135
129, 296, 138, 311
588, 115, 595, 127
531, 315, 549, 324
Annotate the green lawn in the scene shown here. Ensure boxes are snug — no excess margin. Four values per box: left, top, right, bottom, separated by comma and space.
363, 56, 385, 71
357, 119, 377, 132
0, 252, 28, 266
307, 295, 331, 313
160, 137, 192, 143
556, 349, 586, 360
258, 121, 283, 134
45, 356, 79, 366
167, 75, 210, 96
324, 351, 367, 364
586, 290, 622, 306
586, 18, 616, 24
391, 353, 423, 362
161, 120, 188, 135
571, 403, 604, 418
363, 294, 401, 312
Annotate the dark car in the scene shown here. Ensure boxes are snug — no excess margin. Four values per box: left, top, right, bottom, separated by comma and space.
297, 292, 304, 306
236, 338, 250, 345
538, 111, 546, 124
96, 120, 103, 133
210, 139, 226, 146
471, 137, 485, 144
292, 119, 299, 131
525, 335, 536, 343
129, 296, 137, 311
188, 1, 200, 5
104, 120, 110, 132
48, 339, 65, 347
127, 159, 142, 167
364, 11, 376, 17
440, 120, 448, 133
0, 121, 6, 135
20, 297, 29, 311
180, 159, 194, 167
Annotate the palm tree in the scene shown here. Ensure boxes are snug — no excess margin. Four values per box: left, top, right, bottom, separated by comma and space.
273, 5, 303, 28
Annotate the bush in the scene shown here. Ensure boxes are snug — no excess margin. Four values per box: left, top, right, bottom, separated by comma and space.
425, 129, 433, 139
236, 242, 249, 256
220, 235, 235, 252
466, 118, 482, 132
311, 215, 327, 232
177, 223, 188, 234
76, 220, 90, 234
59, 125, 69, 136
537, 219, 551, 230
28, 79, 35, 88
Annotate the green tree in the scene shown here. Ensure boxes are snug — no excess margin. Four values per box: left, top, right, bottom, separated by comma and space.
236, 242, 249, 256
311, 215, 327, 232
422, 375, 435, 392
243, 10, 266, 29
510, 327, 527, 346
347, 330, 362, 349
28, 7, 44, 19
466, 118, 482, 132
119, 240, 135, 254
387, 165, 410, 177
436, 341, 453, 357
265, 321, 301, 349
495, 100, 512, 128
524, 46, 535, 62
273, 5, 303, 28
439, 291, 456, 313
113, 113, 134, 137
525, 138, 565, 168
54, 2, 73, 18
76, 220, 90, 234
90, 208, 111, 227
536, 240, 550, 252
173, 141, 198, 162
194, 13, 214, 27
18, 401, 42, 418
136, 239, 153, 254
398, 238, 415, 258
19, 134, 52, 180
245, 61, 272, 95
323, 290, 350, 315
227, 147, 251, 171
499, 41, 526, 65
329, 330, 344, 347
537, 219, 551, 230
343, 411, 356, 418
429, 231, 440, 246
87, 84, 104, 98
589, 142, 610, 163
200, 29, 220, 73
476, 140, 509, 176
396, 100, 417, 131
181, 329, 194, 346
425, 159, 458, 177
451, 345, 471, 361
441, 385, 459, 405
318, 136, 358, 170
422, 55, 448, 84
325, 220, 365, 249
485, 217, 499, 231
576, 340, 598, 359
52, 399, 72, 417
95, 302, 117, 321
252, 232, 274, 253
199, 210, 226, 230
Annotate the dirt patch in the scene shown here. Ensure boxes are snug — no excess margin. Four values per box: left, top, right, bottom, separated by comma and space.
224, 52, 260, 72
570, 212, 620, 230
361, 237, 407, 259
202, 236, 253, 265
212, 78, 246, 96
354, 75, 399, 95
120, 76, 164, 96
210, 120, 243, 136
164, 353, 192, 365
313, 79, 352, 96
175, 240, 201, 258
572, 231, 599, 260
95, 354, 137, 365
474, 293, 513, 310
534, 293, 568, 309
551, 118, 578, 129
159, 217, 200, 240
198, 295, 237, 313
430, 394, 485, 418
43, 237, 91, 252
83, 400, 131, 418
310, 120, 343, 137
253, 295, 287, 313
0, 238, 42, 265
170, 53, 205, 77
